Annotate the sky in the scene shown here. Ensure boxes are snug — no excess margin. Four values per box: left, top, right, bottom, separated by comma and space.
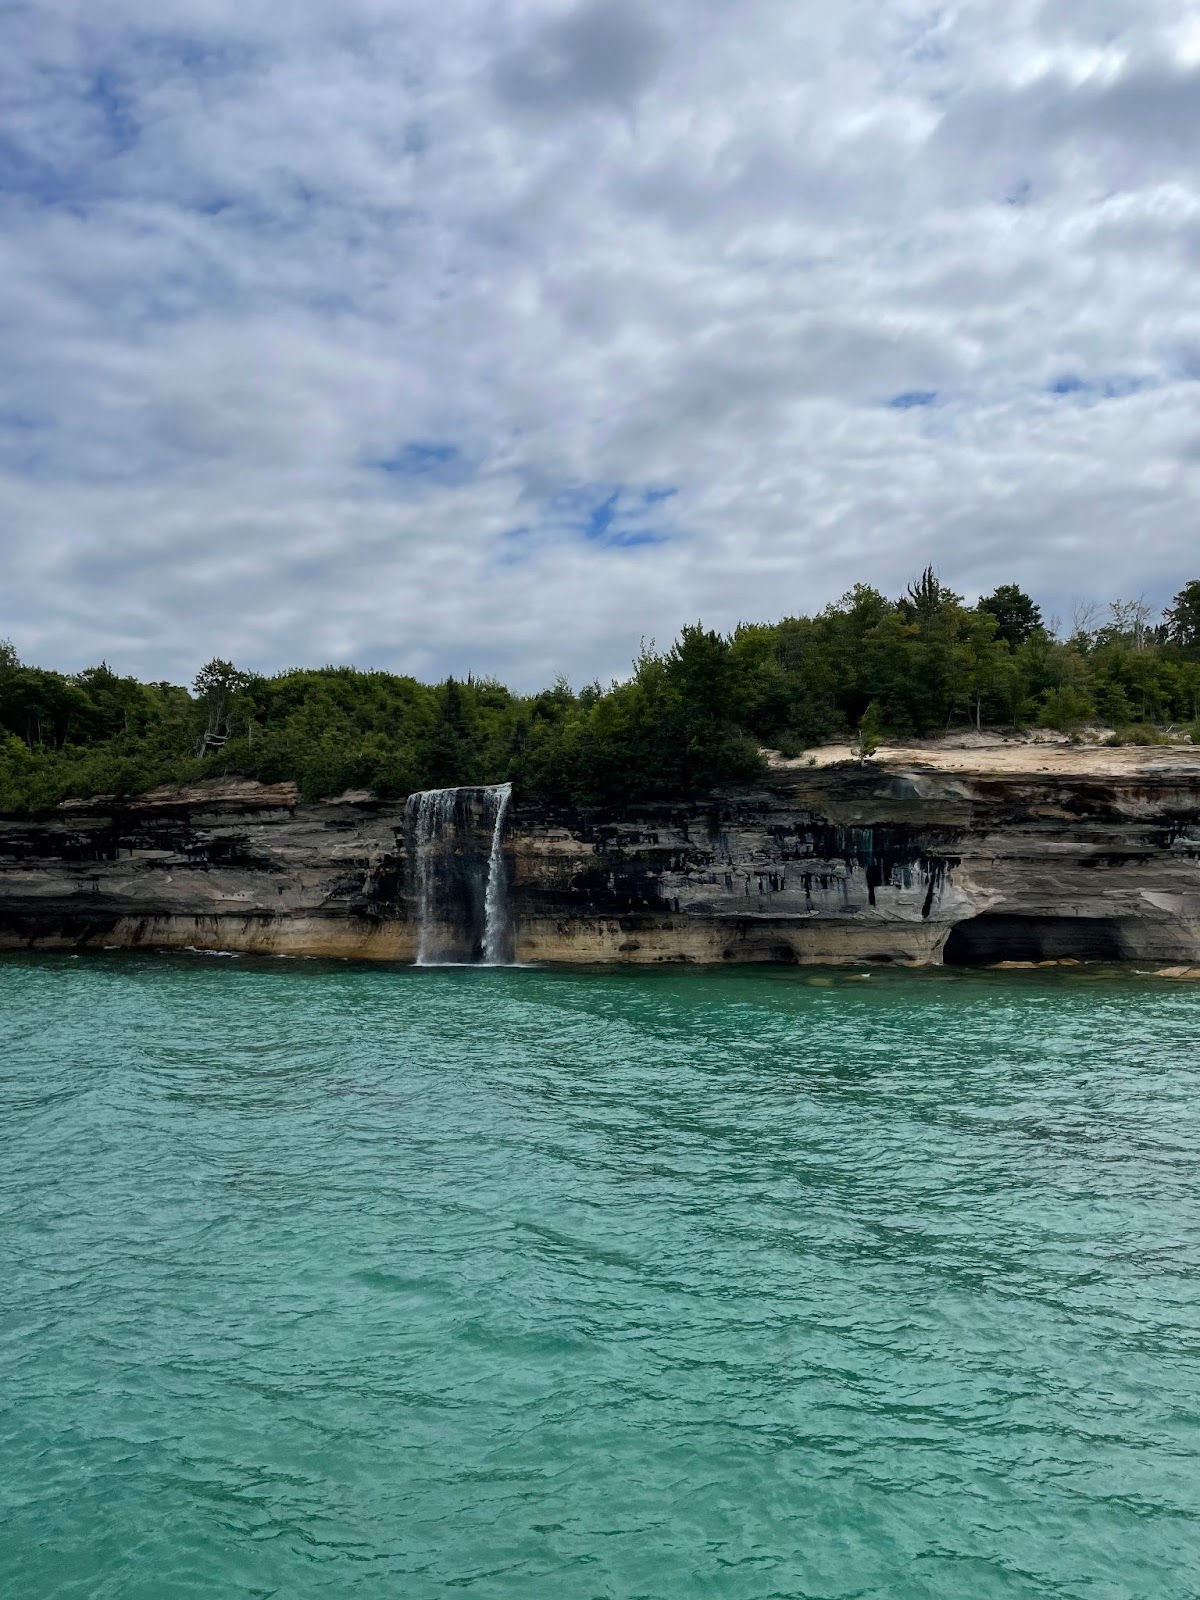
1, 0, 1198, 690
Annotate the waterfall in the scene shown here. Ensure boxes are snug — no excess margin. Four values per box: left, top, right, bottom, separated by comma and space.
482, 783, 513, 966
405, 787, 459, 966
404, 783, 514, 966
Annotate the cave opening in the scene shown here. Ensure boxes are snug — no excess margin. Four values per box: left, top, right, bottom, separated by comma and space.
942, 914, 1127, 966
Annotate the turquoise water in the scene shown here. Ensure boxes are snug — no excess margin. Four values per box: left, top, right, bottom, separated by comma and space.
3, 956, 1199, 1599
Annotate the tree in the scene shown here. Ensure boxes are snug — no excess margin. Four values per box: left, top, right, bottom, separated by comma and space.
420, 676, 479, 788
1037, 685, 1095, 730
901, 566, 962, 624
855, 701, 883, 764
666, 625, 763, 792
964, 633, 1017, 729
0, 666, 98, 750
192, 659, 253, 756
3, 571, 1197, 816
1165, 581, 1200, 653
1176, 660, 1200, 722
194, 658, 252, 704
666, 625, 731, 746
74, 662, 158, 740
1069, 598, 1101, 649
1103, 598, 1155, 652
978, 584, 1043, 651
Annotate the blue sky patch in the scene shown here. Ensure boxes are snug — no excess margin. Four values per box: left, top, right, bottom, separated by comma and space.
602, 529, 667, 548
1047, 374, 1149, 402
86, 69, 141, 156
888, 390, 938, 409
0, 135, 79, 208
585, 489, 619, 541
545, 484, 671, 549
372, 441, 461, 478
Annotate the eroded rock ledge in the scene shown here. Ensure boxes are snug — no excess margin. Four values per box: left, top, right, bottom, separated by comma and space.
2, 747, 1200, 965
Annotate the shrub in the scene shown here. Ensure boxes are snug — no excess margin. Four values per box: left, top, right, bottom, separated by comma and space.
773, 730, 809, 760
1036, 686, 1096, 730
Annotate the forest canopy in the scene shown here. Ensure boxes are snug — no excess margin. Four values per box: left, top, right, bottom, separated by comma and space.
3, 576, 1200, 815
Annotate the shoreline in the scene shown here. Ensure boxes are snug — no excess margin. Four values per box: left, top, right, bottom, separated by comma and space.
4, 942, 1199, 983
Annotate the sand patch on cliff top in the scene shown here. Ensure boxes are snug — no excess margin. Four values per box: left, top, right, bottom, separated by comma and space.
769, 732, 1200, 778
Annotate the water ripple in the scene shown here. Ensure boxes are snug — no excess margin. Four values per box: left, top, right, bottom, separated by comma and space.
2, 954, 1199, 1598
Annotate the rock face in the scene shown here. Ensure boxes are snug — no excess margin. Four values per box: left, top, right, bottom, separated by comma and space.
2, 755, 1200, 965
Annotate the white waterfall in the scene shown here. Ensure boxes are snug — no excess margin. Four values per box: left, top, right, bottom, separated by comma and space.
404, 783, 513, 966
482, 783, 513, 966
405, 787, 459, 966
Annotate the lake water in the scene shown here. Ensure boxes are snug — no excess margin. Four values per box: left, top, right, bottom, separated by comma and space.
2, 954, 1199, 1598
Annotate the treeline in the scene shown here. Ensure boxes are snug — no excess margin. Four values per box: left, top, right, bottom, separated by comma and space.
2, 574, 1200, 814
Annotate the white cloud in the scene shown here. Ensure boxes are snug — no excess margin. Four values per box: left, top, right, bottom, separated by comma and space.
0, 0, 1198, 688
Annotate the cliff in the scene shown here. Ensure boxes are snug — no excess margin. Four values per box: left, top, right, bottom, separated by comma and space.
2, 742, 1200, 966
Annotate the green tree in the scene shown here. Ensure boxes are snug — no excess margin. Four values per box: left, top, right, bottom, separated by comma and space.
0, 666, 99, 750
1037, 684, 1096, 730
1165, 581, 1200, 652
978, 584, 1043, 651
193, 659, 254, 755
856, 701, 883, 764
900, 566, 962, 624
4, 573, 1199, 817
420, 677, 481, 788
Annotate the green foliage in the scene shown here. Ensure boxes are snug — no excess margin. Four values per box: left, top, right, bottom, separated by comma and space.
1037, 685, 1096, 730
979, 584, 1043, 651
856, 701, 883, 763
900, 565, 962, 624
1165, 581, 1200, 652
2, 574, 1199, 814
772, 730, 809, 760
511, 634, 762, 806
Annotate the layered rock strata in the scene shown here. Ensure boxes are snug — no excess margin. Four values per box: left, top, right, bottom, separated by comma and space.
1, 753, 1199, 965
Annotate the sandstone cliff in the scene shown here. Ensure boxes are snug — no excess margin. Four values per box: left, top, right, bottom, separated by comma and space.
2, 744, 1199, 965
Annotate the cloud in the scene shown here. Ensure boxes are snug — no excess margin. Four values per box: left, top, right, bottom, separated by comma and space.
932, 53, 1200, 198
0, 0, 1198, 689
491, 0, 667, 119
